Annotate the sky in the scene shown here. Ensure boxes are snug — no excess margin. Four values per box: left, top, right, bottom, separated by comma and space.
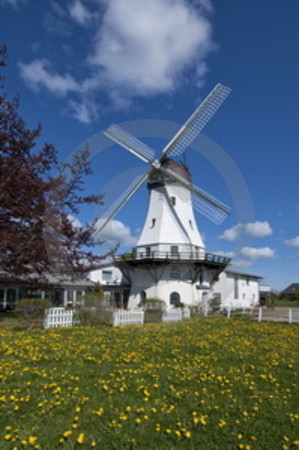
1, 0, 298, 291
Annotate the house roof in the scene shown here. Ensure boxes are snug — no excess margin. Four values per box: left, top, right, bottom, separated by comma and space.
225, 269, 263, 280
281, 283, 299, 294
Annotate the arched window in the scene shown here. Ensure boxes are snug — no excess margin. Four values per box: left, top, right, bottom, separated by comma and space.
170, 291, 180, 305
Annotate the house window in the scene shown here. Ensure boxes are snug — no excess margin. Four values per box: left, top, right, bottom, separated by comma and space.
146, 247, 151, 257
242, 293, 246, 300
170, 292, 180, 305
150, 218, 156, 228
170, 265, 180, 279
189, 220, 194, 230
171, 196, 176, 206
102, 270, 113, 282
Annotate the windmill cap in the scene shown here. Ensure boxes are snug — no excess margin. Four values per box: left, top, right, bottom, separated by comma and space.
148, 157, 191, 189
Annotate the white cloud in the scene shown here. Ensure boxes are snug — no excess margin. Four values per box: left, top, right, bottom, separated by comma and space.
68, 214, 82, 229
0, 0, 26, 8
19, 0, 214, 122
243, 221, 273, 238
19, 59, 81, 97
68, 0, 92, 26
284, 236, 299, 248
213, 251, 235, 258
240, 246, 275, 259
68, 98, 98, 124
219, 221, 273, 241
89, 0, 213, 97
230, 260, 252, 268
93, 219, 138, 248
219, 224, 242, 241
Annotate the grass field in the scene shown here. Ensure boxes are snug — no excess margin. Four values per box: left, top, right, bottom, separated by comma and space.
0, 318, 298, 449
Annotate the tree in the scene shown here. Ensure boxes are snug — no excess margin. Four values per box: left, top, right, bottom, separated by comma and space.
0, 45, 113, 286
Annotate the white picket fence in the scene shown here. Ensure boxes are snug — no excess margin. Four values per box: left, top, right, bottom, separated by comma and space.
44, 307, 75, 329
162, 308, 183, 322
44, 307, 191, 329
113, 310, 144, 326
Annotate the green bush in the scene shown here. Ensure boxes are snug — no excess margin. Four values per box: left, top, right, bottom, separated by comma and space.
138, 298, 166, 311
16, 298, 51, 329
74, 284, 114, 327
173, 301, 185, 308
139, 298, 166, 324
74, 308, 113, 327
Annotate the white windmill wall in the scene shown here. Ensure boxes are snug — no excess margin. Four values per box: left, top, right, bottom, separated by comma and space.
136, 183, 205, 257
128, 263, 215, 309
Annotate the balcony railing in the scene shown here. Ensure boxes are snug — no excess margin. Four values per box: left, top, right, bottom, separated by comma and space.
114, 251, 231, 265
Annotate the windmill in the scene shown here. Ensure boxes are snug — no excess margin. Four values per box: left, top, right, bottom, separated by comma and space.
95, 83, 233, 309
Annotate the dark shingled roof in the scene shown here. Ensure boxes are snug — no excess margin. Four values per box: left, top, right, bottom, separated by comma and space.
281, 283, 299, 294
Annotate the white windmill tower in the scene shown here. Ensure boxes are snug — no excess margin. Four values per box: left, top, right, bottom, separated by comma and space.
96, 83, 232, 309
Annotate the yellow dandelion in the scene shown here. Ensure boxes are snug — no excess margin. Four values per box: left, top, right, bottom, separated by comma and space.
63, 430, 73, 438
77, 433, 85, 444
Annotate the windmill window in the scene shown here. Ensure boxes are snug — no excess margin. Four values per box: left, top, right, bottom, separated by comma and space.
170, 245, 179, 255
150, 218, 156, 228
189, 220, 194, 230
171, 196, 176, 206
170, 292, 180, 305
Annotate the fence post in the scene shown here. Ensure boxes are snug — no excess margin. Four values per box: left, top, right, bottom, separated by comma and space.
258, 307, 262, 322
288, 308, 292, 324
227, 306, 231, 318
204, 304, 208, 317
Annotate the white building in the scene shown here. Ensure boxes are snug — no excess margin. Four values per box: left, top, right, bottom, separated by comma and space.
90, 263, 262, 310
212, 270, 261, 309
91, 160, 263, 310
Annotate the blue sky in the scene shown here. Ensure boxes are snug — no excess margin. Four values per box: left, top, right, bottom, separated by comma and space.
1, 0, 298, 291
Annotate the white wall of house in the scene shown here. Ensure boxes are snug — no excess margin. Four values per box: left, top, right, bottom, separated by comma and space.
212, 270, 260, 308
89, 265, 124, 285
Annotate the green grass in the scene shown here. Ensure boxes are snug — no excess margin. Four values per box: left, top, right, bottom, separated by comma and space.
272, 301, 299, 308
0, 318, 298, 449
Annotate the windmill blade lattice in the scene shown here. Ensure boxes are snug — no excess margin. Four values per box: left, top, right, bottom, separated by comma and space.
93, 172, 150, 236
162, 83, 231, 158
160, 165, 231, 221
104, 124, 155, 163
191, 193, 229, 225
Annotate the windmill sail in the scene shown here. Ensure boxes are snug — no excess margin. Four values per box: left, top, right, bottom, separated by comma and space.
162, 83, 231, 158
104, 124, 155, 163
93, 172, 150, 236
191, 194, 229, 225
160, 165, 231, 222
